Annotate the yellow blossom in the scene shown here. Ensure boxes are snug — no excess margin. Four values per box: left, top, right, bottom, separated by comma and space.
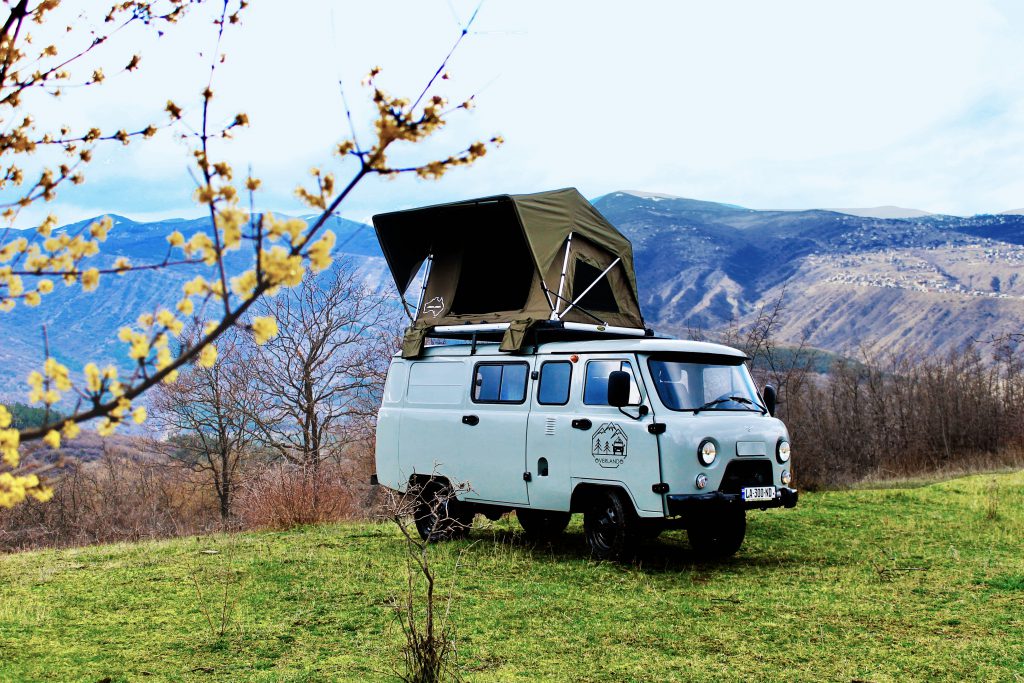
155, 346, 172, 370
89, 216, 113, 241
132, 407, 147, 424
198, 344, 217, 368
84, 363, 101, 392
96, 418, 117, 437
230, 269, 257, 298
0, 428, 19, 468
43, 429, 60, 450
307, 230, 335, 272
27, 371, 44, 403
176, 298, 194, 315
167, 231, 185, 247
252, 316, 279, 344
61, 420, 80, 440
44, 357, 71, 391
81, 268, 99, 291
183, 276, 207, 297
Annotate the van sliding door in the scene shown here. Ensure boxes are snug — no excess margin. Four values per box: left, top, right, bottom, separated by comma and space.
457, 360, 532, 505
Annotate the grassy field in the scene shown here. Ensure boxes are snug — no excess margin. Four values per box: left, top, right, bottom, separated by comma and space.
1, 472, 1023, 682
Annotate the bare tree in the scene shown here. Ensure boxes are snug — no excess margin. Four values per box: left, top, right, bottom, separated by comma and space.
150, 330, 262, 523
249, 259, 402, 473
383, 476, 473, 683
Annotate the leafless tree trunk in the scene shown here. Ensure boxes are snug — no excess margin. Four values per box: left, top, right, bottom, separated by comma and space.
150, 329, 263, 524
248, 259, 402, 498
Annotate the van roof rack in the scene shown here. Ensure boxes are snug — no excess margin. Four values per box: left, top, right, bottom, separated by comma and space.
425, 320, 656, 345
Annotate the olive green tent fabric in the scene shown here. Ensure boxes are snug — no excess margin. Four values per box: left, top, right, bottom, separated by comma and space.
372, 188, 644, 355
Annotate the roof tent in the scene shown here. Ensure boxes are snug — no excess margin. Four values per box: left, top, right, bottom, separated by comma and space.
372, 188, 646, 356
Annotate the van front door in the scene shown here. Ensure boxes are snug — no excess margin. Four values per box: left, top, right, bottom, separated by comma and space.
524, 358, 578, 511
569, 356, 665, 515
457, 360, 532, 505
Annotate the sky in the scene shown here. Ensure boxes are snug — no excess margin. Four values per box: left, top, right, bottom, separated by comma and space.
11, 0, 1024, 225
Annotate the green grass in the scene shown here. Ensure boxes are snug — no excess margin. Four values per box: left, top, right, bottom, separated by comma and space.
2, 472, 1023, 682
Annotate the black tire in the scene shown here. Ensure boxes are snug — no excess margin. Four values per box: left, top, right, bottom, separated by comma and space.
413, 483, 474, 542
516, 508, 571, 541
583, 489, 637, 560
687, 508, 746, 559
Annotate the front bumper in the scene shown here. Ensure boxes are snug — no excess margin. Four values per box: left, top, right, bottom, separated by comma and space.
666, 487, 798, 516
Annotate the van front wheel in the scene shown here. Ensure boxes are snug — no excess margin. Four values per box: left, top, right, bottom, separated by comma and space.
687, 508, 746, 559
583, 489, 637, 560
516, 509, 571, 541
413, 483, 473, 542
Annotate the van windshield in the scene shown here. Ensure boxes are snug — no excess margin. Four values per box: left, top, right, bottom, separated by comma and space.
647, 355, 764, 413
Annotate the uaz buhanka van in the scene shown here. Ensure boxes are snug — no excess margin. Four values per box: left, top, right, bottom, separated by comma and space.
370, 188, 797, 559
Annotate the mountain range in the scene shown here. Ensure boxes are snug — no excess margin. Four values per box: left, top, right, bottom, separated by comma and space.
2, 191, 1023, 401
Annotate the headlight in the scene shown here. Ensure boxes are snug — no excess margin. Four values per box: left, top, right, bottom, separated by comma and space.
781, 469, 792, 486
698, 440, 717, 466
777, 439, 791, 463
695, 473, 708, 489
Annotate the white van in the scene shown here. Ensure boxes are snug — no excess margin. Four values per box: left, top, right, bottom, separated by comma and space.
373, 335, 797, 559
370, 189, 797, 558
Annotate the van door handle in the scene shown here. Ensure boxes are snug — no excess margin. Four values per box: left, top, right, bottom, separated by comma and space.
462, 415, 479, 426
571, 418, 592, 430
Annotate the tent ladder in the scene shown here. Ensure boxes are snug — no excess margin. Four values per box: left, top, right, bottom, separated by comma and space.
557, 257, 621, 320
415, 251, 434, 317
551, 232, 574, 320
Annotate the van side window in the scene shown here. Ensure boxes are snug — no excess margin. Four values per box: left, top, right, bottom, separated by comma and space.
537, 361, 572, 405
472, 362, 529, 404
584, 360, 641, 406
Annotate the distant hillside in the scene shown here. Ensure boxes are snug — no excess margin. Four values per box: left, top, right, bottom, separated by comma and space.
0, 214, 391, 403
3, 194, 1024, 400
594, 191, 1024, 359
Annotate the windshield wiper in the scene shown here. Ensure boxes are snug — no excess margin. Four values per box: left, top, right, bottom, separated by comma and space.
692, 396, 765, 414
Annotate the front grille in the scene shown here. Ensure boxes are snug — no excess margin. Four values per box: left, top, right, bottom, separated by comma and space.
719, 459, 773, 493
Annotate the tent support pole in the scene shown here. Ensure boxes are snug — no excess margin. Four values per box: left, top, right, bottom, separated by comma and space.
552, 232, 573, 320
415, 251, 433, 317
540, 277, 555, 313
557, 257, 621, 320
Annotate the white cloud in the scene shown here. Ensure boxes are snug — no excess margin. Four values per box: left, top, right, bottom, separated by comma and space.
12, 0, 1024, 224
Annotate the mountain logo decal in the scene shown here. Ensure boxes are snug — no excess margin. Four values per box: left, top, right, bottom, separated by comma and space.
592, 422, 628, 468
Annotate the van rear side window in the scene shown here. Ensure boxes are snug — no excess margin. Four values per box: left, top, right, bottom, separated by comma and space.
472, 362, 529, 404
537, 361, 572, 405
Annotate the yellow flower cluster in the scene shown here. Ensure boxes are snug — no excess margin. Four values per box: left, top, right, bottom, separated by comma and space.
0, 472, 52, 508
0, 405, 17, 467
27, 357, 72, 405
307, 231, 335, 272
0, 216, 113, 312
95, 396, 146, 437
252, 316, 278, 345
0, 406, 52, 507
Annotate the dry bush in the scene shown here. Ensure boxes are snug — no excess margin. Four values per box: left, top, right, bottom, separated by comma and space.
785, 345, 1024, 489
234, 457, 371, 530
0, 442, 218, 552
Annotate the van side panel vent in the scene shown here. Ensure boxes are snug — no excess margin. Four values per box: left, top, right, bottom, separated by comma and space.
545, 417, 556, 436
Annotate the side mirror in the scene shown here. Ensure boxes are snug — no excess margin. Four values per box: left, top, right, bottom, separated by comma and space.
762, 384, 777, 416
607, 370, 631, 407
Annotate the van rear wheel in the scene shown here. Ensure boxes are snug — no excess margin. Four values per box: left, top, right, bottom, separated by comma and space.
583, 489, 637, 561
516, 509, 571, 541
687, 508, 746, 559
413, 483, 473, 542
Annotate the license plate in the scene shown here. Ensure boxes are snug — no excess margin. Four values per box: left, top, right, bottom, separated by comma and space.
741, 486, 776, 502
